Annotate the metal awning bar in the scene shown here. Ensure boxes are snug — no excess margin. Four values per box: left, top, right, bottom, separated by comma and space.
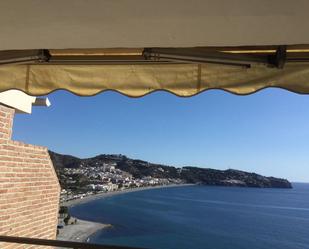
143, 47, 288, 68
1, 46, 309, 68
0, 235, 147, 249
0, 49, 50, 65
143, 48, 263, 67
49, 48, 144, 56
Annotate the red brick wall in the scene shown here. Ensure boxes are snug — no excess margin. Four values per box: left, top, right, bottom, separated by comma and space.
0, 104, 60, 249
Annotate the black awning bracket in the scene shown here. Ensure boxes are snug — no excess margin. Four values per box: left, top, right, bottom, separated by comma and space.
267, 45, 287, 69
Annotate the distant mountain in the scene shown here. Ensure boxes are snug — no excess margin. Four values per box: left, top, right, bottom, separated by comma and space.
49, 151, 292, 188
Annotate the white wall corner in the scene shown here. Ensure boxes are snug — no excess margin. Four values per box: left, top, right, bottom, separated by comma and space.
0, 90, 51, 114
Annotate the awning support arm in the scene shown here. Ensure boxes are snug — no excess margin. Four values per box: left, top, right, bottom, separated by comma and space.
143, 47, 288, 68
0, 49, 50, 65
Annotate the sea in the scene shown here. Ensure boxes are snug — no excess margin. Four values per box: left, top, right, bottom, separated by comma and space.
70, 183, 309, 249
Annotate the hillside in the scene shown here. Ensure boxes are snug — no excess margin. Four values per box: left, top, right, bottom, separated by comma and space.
49, 151, 292, 189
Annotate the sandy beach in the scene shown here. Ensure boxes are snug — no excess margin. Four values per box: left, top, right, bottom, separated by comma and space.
57, 219, 111, 242
57, 184, 193, 243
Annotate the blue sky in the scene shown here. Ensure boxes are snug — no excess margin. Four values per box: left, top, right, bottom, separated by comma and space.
12, 89, 309, 182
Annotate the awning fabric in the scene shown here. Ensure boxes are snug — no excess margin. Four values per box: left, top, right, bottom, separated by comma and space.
2, 1, 309, 96
1, 0, 309, 49
1, 63, 309, 97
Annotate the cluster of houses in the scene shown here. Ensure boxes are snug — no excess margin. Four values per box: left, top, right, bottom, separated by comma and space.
59, 162, 183, 203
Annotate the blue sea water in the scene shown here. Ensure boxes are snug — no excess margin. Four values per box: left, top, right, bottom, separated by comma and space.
70, 183, 309, 249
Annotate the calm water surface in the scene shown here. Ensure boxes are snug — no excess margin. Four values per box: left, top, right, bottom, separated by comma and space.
70, 183, 309, 249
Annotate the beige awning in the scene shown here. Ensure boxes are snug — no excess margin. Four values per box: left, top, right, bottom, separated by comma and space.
1, 62, 309, 97
2, 0, 309, 96
1, 0, 309, 49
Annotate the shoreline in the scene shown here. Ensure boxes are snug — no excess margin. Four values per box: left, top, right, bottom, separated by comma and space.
62, 183, 194, 207
57, 184, 194, 243
57, 218, 111, 243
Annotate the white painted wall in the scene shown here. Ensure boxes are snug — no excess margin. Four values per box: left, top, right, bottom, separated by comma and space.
0, 90, 50, 114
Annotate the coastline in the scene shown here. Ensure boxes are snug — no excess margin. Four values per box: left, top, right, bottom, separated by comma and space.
57, 218, 111, 242
57, 184, 194, 243
63, 183, 194, 207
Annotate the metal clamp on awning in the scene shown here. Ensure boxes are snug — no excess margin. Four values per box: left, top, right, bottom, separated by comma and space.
267, 46, 287, 69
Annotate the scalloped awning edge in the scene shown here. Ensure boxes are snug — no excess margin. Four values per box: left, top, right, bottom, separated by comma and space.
1, 63, 309, 97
